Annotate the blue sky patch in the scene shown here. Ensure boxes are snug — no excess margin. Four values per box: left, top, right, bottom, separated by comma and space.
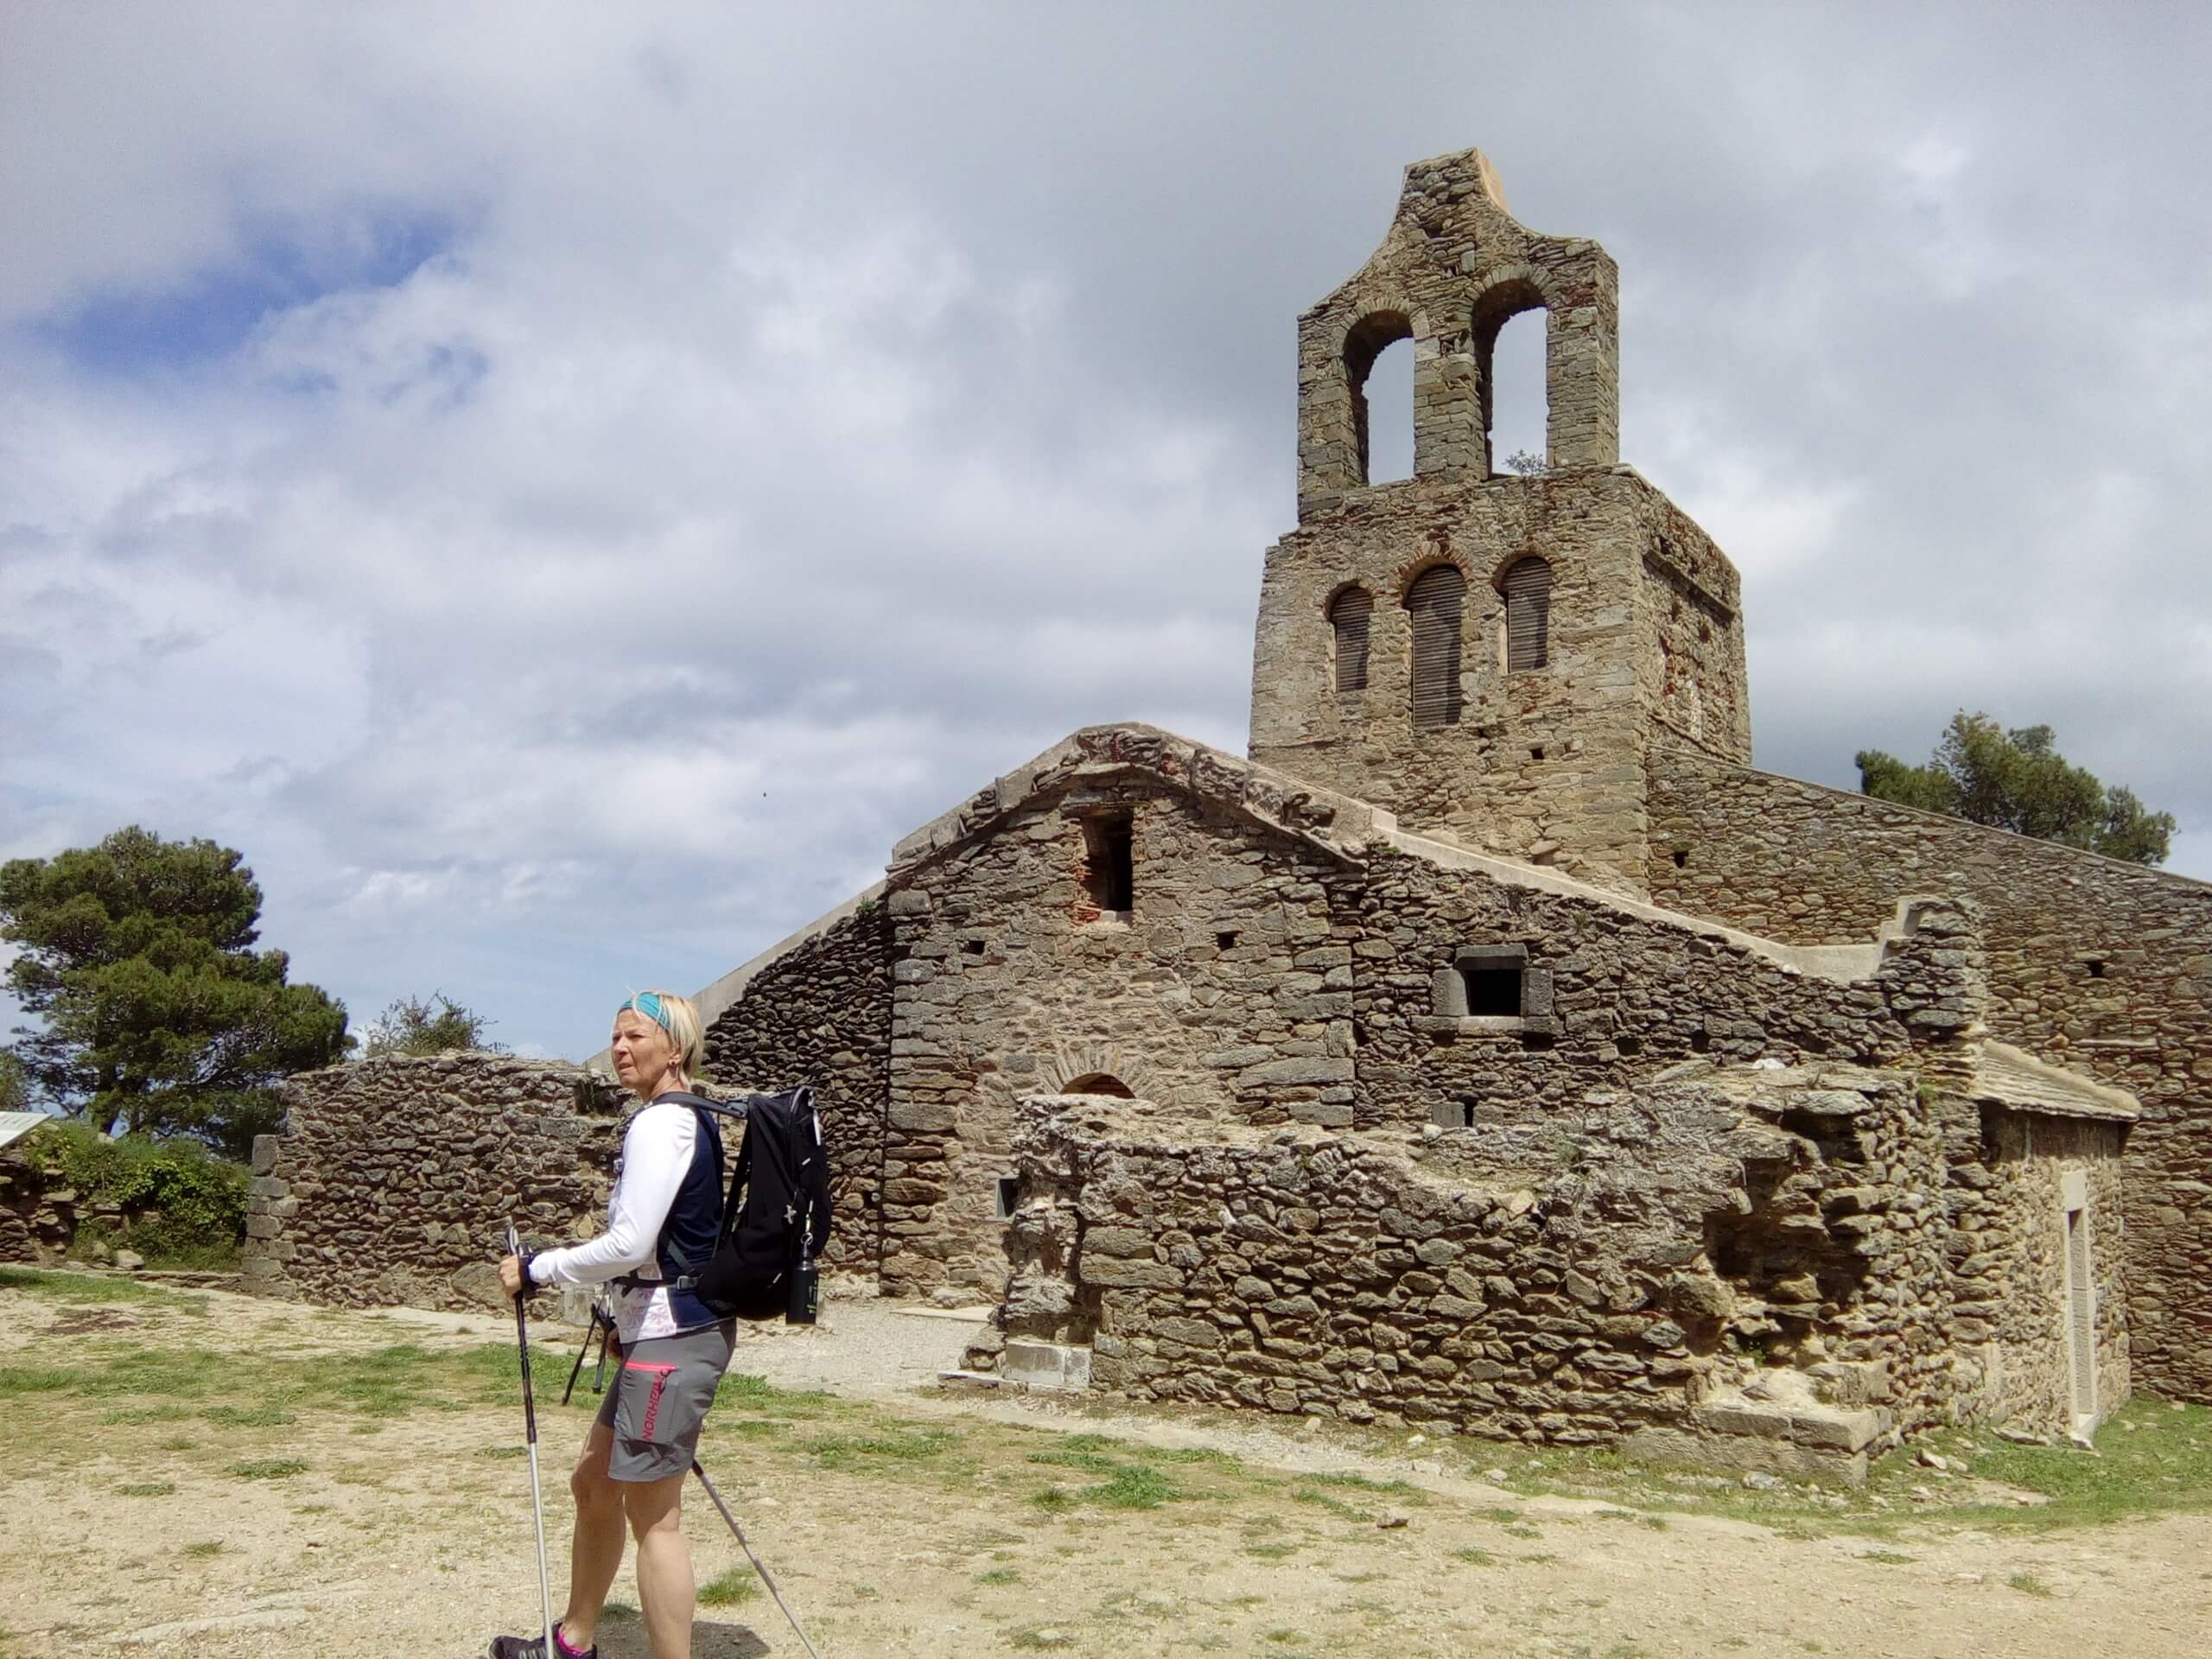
27, 205, 465, 377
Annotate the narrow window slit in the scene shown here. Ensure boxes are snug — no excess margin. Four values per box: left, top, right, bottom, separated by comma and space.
1080, 813, 1135, 916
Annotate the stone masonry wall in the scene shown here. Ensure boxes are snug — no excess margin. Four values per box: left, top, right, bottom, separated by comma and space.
1250, 471, 1746, 893
243, 1053, 629, 1310
1649, 747, 2212, 1402
999, 1062, 1989, 1453
0, 1150, 62, 1262
1342, 843, 1917, 1135
881, 780, 1351, 1296
703, 903, 892, 1276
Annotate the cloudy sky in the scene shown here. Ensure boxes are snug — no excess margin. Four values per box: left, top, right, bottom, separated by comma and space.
3, 3, 2208, 1064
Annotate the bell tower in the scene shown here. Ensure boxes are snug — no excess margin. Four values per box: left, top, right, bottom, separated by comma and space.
1248, 147, 1752, 895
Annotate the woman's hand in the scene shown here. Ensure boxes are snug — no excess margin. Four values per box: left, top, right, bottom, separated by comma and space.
498, 1252, 526, 1300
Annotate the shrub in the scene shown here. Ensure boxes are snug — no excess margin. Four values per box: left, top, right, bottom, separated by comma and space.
34, 1121, 248, 1268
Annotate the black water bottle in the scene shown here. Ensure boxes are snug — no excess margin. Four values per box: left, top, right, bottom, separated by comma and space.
787, 1251, 819, 1325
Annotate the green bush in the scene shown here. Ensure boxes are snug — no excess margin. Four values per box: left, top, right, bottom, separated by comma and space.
34, 1121, 248, 1268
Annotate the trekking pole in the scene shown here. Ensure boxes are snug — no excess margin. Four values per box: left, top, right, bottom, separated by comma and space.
505, 1223, 557, 1659
690, 1459, 825, 1659
560, 1305, 607, 1408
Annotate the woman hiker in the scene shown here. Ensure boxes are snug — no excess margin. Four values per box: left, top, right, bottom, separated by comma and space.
490, 990, 737, 1659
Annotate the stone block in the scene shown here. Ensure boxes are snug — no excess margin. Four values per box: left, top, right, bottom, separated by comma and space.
1787, 1408, 1888, 1452
1081, 1256, 1185, 1290
1002, 1339, 1094, 1393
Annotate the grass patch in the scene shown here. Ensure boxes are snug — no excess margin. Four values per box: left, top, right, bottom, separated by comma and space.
1303, 1471, 1415, 1496
100, 1404, 193, 1424
2006, 1570, 2054, 1598
1094, 1465, 1176, 1509
181, 1541, 225, 1558
1862, 1549, 1915, 1565
975, 1566, 1020, 1586
0, 1267, 198, 1306
204, 1402, 296, 1428
226, 1457, 308, 1480
804, 1427, 958, 1468
479, 1444, 529, 1459
117, 1480, 175, 1497
1452, 1547, 1497, 1566
698, 1567, 759, 1607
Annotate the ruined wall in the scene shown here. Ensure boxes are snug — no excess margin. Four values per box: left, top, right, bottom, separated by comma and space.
1343, 844, 1914, 1135
1649, 748, 2212, 1402
0, 1150, 61, 1262
998, 1064, 1986, 1459
242, 1053, 628, 1309
1250, 471, 1746, 893
1951, 1109, 2130, 1433
703, 904, 892, 1275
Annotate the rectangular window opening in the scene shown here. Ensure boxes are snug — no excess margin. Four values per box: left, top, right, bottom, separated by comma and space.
1459, 964, 1522, 1018
963, 938, 987, 957
1080, 813, 1135, 915
996, 1176, 1021, 1219
1215, 930, 1238, 950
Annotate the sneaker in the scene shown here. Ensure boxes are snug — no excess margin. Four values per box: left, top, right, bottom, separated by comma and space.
487, 1633, 596, 1659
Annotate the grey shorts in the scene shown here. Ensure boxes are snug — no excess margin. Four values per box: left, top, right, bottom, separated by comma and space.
594, 1320, 736, 1483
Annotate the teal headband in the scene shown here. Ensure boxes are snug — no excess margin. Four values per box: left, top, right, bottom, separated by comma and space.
617, 992, 677, 1040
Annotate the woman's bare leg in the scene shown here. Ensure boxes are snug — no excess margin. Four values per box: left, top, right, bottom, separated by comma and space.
556, 1422, 627, 1652
626, 1471, 696, 1659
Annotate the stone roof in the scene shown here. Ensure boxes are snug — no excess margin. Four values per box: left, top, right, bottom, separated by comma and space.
887, 723, 1391, 876
1962, 1040, 2141, 1123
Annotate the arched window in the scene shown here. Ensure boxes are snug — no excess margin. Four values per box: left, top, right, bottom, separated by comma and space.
1405, 564, 1466, 731
1502, 556, 1551, 671
1060, 1072, 1135, 1098
1344, 310, 1413, 485
1327, 587, 1372, 693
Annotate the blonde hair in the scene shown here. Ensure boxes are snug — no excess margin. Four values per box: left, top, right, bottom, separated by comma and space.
614, 989, 706, 1080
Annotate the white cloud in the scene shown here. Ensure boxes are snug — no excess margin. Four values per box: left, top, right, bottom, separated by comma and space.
4, 1, 2209, 1062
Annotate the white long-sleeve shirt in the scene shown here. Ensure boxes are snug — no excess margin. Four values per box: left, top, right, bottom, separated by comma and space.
528, 1098, 699, 1343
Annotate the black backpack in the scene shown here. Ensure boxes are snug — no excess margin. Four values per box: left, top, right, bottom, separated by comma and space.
693, 1085, 833, 1324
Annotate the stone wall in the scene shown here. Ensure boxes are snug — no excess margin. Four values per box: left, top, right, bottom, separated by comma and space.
881, 779, 1353, 1296
242, 1053, 629, 1309
1649, 747, 2212, 1402
986, 1055, 2084, 1466
0, 1149, 65, 1262
703, 903, 892, 1275
1344, 843, 1916, 1135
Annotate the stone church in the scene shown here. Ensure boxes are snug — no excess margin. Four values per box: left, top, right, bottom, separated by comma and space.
244, 149, 2210, 1480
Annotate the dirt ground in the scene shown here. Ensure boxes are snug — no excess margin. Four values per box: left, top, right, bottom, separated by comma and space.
3, 1274, 2208, 1659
